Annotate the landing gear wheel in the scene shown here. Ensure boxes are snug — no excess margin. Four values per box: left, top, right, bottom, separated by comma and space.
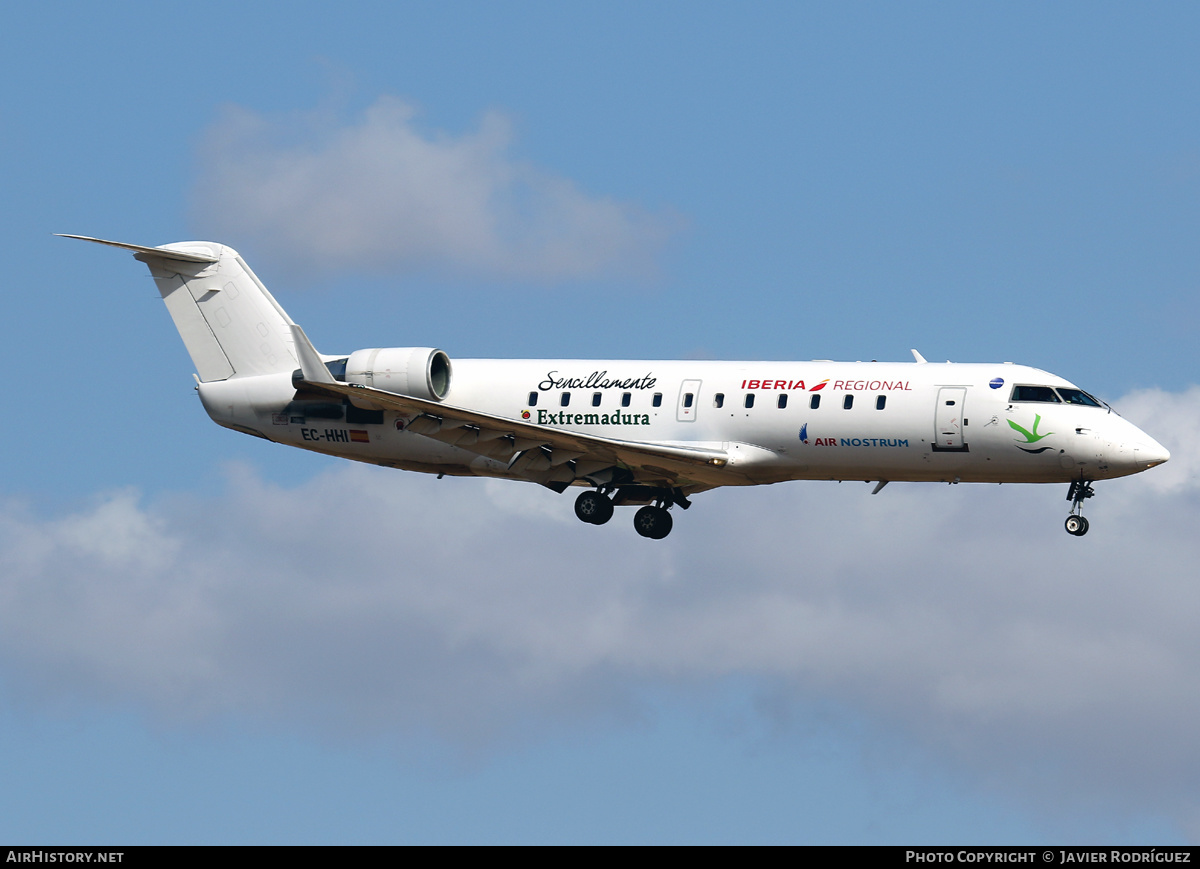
574, 490, 614, 525
1064, 515, 1089, 536
634, 505, 673, 539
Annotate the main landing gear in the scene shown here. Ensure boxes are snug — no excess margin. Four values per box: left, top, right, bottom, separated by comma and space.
574, 490, 614, 526
1064, 478, 1095, 537
633, 505, 673, 540
573, 487, 684, 539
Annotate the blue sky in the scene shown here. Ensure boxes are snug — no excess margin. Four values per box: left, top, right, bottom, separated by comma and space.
3, 2, 1199, 843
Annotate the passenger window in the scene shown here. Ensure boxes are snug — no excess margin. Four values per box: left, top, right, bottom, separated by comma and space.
745, 393, 755, 409
561, 392, 571, 407
810, 394, 821, 410
683, 393, 694, 408
652, 393, 663, 407
876, 395, 886, 410
528, 392, 538, 407
592, 392, 602, 407
1010, 385, 1061, 403
714, 393, 724, 408
777, 394, 788, 409
843, 395, 853, 410
622, 392, 631, 407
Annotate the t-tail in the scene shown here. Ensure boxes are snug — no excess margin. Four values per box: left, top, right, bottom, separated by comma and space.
59, 235, 299, 380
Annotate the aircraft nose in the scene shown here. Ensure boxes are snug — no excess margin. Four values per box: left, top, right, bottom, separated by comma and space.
1135, 437, 1170, 469
1105, 422, 1170, 475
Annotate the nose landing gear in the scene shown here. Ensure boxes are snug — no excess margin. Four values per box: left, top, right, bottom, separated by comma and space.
1065, 479, 1094, 536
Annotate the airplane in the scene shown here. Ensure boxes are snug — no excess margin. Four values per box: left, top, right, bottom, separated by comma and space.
61, 234, 1171, 540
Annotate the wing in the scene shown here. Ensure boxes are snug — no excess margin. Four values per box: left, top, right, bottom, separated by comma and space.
290, 329, 729, 491
299, 375, 731, 488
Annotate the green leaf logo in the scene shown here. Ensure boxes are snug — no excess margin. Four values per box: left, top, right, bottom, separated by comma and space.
1008, 414, 1053, 443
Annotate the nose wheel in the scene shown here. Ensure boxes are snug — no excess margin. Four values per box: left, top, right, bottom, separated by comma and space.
1064, 479, 1094, 536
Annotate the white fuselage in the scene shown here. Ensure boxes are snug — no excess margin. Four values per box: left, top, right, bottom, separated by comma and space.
197, 358, 1168, 489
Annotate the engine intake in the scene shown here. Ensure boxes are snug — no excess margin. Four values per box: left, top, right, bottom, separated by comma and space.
344, 347, 452, 401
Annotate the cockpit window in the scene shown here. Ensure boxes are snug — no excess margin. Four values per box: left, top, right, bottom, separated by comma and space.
1010, 385, 1061, 403
1057, 388, 1103, 408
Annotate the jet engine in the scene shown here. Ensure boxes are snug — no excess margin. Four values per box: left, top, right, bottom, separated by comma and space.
344, 347, 452, 401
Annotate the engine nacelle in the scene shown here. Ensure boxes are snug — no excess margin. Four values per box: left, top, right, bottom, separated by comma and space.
345, 347, 452, 401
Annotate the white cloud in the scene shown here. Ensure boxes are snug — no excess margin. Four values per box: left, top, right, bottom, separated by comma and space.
1109, 385, 1200, 494
191, 97, 678, 281
0, 387, 1197, 822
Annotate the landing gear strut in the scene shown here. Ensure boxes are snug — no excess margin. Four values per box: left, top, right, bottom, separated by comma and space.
1064, 479, 1094, 537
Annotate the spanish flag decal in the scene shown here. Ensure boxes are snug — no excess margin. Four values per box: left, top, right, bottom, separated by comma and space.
350, 430, 370, 444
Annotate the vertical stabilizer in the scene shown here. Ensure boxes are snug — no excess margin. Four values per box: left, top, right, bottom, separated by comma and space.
61, 236, 299, 381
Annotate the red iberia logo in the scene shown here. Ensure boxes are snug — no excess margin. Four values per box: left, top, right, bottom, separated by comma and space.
737, 378, 830, 391
738, 377, 908, 392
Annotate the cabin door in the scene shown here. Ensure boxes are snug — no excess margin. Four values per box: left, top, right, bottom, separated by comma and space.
934, 387, 968, 451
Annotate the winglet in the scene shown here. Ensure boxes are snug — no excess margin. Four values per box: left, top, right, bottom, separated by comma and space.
56, 234, 220, 264
290, 325, 336, 384
910, 349, 927, 364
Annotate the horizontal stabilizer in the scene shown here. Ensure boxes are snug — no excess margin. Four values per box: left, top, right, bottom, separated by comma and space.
56, 234, 219, 264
